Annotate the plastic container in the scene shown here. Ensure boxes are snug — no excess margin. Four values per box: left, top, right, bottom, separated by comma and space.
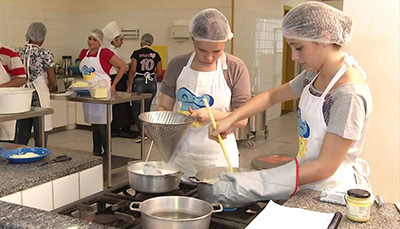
0, 88, 34, 114
89, 87, 108, 98
346, 189, 371, 222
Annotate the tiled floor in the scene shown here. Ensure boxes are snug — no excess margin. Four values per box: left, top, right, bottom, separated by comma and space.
42, 111, 298, 186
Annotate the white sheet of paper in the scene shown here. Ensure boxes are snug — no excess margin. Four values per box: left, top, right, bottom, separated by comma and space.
246, 201, 335, 229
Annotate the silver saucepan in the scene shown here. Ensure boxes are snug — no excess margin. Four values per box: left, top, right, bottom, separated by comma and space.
127, 161, 183, 193
130, 196, 223, 229
188, 166, 253, 208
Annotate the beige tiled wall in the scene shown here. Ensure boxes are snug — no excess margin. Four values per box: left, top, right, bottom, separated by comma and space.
233, 0, 306, 120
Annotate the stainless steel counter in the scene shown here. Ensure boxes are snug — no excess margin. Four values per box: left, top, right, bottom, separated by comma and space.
0, 107, 54, 147
51, 91, 152, 187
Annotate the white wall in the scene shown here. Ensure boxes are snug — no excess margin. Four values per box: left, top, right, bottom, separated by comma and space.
68, 0, 232, 64
0, 0, 232, 64
343, 0, 400, 202
0, 0, 74, 62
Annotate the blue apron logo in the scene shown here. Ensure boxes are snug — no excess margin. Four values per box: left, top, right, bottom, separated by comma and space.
177, 87, 214, 111
82, 65, 96, 75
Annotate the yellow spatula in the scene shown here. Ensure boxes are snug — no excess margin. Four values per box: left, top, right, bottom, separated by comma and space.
203, 98, 234, 172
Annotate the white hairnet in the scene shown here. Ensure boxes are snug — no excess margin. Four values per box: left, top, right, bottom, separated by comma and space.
282, 2, 353, 46
189, 8, 233, 42
141, 33, 154, 45
90, 29, 104, 44
25, 22, 47, 42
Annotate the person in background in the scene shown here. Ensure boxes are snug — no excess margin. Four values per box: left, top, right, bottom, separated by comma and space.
15, 22, 56, 147
102, 21, 135, 139
127, 33, 162, 143
0, 41, 27, 142
79, 29, 126, 156
158, 8, 251, 178
210, 2, 373, 206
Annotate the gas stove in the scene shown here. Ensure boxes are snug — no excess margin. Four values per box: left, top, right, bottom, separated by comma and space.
53, 181, 266, 229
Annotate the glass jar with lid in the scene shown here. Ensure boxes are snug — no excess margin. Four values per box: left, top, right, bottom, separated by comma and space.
346, 188, 371, 222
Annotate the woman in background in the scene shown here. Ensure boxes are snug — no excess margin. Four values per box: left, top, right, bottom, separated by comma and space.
15, 22, 55, 147
127, 33, 162, 143
78, 29, 126, 156
102, 21, 134, 138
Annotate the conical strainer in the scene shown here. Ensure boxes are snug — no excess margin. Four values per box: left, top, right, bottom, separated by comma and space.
139, 111, 194, 162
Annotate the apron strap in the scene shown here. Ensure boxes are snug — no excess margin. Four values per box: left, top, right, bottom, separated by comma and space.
353, 158, 371, 176
186, 52, 223, 70
23, 44, 35, 89
321, 52, 358, 98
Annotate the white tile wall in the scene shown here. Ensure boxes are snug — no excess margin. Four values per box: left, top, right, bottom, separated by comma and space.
79, 164, 103, 198
233, 0, 307, 121
53, 173, 79, 209
22, 182, 53, 211
0, 192, 22, 205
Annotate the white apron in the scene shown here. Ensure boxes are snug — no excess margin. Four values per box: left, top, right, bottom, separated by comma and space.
24, 44, 52, 131
0, 63, 16, 140
169, 52, 239, 178
297, 53, 370, 192
79, 48, 111, 124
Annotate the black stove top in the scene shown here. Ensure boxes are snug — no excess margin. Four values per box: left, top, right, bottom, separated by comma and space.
53, 181, 266, 229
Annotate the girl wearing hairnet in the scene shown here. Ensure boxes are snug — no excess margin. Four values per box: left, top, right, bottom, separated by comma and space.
15, 22, 55, 147
210, 2, 373, 205
127, 33, 162, 143
78, 29, 126, 156
159, 9, 251, 178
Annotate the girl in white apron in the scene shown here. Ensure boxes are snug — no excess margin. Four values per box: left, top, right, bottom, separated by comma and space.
158, 9, 250, 178
211, 2, 373, 205
15, 22, 55, 147
78, 29, 126, 156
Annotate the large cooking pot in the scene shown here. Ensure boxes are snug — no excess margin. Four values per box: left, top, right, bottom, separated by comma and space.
188, 166, 253, 209
130, 196, 223, 229
127, 161, 183, 193
0, 88, 34, 114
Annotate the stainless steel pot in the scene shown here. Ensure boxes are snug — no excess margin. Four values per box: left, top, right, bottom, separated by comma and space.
127, 161, 183, 193
130, 196, 223, 229
188, 166, 253, 209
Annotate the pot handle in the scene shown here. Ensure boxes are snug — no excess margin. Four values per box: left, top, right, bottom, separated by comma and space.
211, 203, 223, 213
188, 176, 211, 185
165, 171, 183, 177
187, 176, 201, 184
129, 201, 141, 212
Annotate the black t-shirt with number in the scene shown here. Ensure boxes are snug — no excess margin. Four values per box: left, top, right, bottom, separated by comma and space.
130, 47, 161, 75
